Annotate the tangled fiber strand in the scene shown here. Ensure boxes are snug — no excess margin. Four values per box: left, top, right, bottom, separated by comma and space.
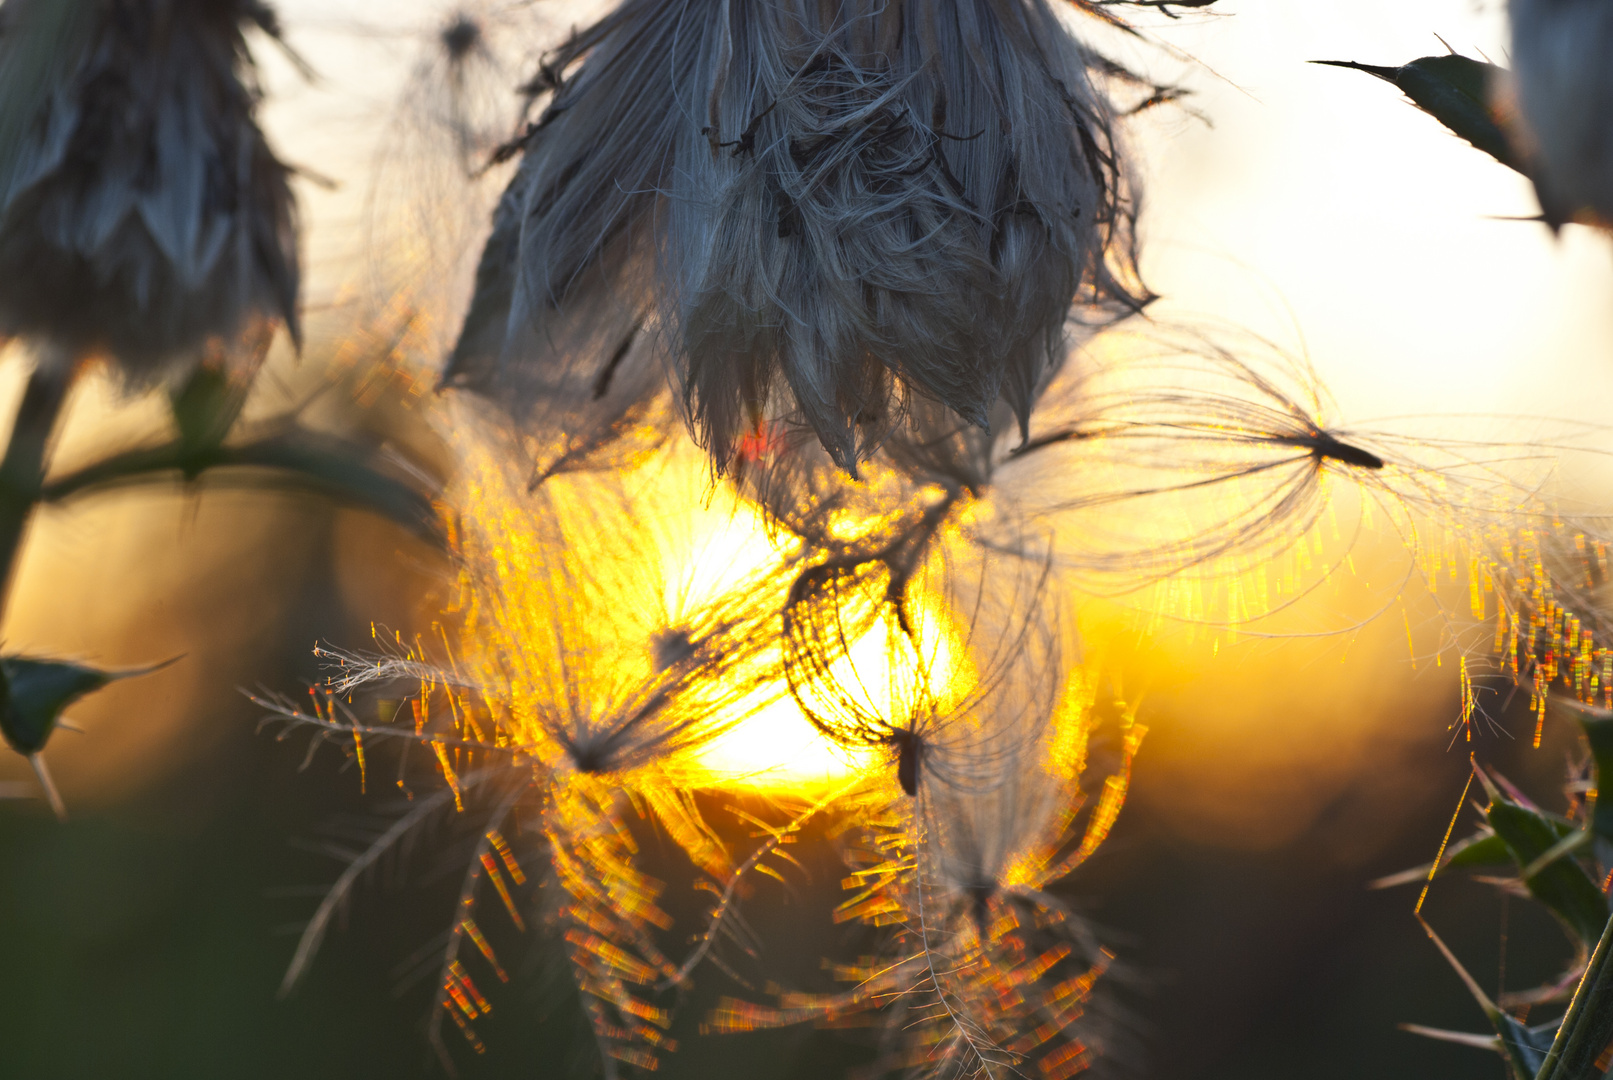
0, 0, 300, 379
447, 0, 1149, 475
709, 652, 1142, 1079
734, 384, 1062, 763
782, 517, 1060, 799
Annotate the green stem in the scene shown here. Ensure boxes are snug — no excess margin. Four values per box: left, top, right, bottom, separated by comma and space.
1535, 912, 1613, 1080
0, 351, 73, 613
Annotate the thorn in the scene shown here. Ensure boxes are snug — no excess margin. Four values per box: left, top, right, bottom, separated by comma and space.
29, 754, 66, 822
117, 654, 185, 680
1520, 828, 1590, 880
1310, 60, 1400, 83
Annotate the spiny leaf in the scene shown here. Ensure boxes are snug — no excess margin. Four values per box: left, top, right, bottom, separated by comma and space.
1313, 55, 1524, 174
1486, 799, 1609, 949
0, 658, 111, 756
1446, 830, 1517, 870
0, 655, 175, 756
1415, 916, 1561, 1080
1372, 830, 1517, 889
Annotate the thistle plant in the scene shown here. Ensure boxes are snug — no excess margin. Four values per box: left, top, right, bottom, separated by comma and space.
20, 0, 1613, 1077
0, 0, 454, 817
252, 2, 1613, 1074
1508, 0, 1613, 230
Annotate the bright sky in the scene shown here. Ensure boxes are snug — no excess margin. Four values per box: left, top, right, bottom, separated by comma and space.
1126, 0, 1613, 426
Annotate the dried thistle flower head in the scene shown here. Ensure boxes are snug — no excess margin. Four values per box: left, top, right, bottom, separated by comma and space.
0, 0, 301, 380
1508, 0, 1613, 229
448, 0, 1149, 476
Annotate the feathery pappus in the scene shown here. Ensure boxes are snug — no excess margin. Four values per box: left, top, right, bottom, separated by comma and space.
708, 651, 1143, 1080
999, 326, 1393, 597
729, 388, 1064, 750
782, 507, 1061, 799
445, 0, 1151, 477
258, 431, 804, 1075
446, 448, 799, 1072
403, 4, 547, 177
997, 325, 1613, 743
0, 0, 301, 380
1508, 0, 1613, 230
364, 4, 554, 353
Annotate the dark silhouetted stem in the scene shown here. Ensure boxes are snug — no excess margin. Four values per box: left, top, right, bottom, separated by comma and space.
1535, 910, 1613, 1080
0, 352, 73, 612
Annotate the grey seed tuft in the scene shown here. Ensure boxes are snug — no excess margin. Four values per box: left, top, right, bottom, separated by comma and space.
449, 0, 1149, 475
0, 0, 300, 381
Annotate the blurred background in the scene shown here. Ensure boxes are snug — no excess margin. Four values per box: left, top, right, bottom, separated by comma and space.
2, 1, 1610, 1077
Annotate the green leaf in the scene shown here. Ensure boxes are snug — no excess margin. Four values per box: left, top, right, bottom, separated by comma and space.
1314, 55, 1525, 174
1486, 799, 1610, 948
170, 366, 250, 474
1446, 830, 1517, 869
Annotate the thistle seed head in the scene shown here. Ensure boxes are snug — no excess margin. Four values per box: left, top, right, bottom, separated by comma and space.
0, 0, 301, 380
449, 0, 1149, 476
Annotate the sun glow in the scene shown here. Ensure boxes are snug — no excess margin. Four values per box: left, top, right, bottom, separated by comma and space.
451, 433, 971, 788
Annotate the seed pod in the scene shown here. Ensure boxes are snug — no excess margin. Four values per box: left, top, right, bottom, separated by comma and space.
1509, 0, 1613, 229
0, 0, 300, 380
449, 0, 1148, 476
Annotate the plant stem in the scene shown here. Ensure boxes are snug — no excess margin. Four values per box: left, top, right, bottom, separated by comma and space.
1535, 911, 1613, 1080
0, 348, 73, 613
